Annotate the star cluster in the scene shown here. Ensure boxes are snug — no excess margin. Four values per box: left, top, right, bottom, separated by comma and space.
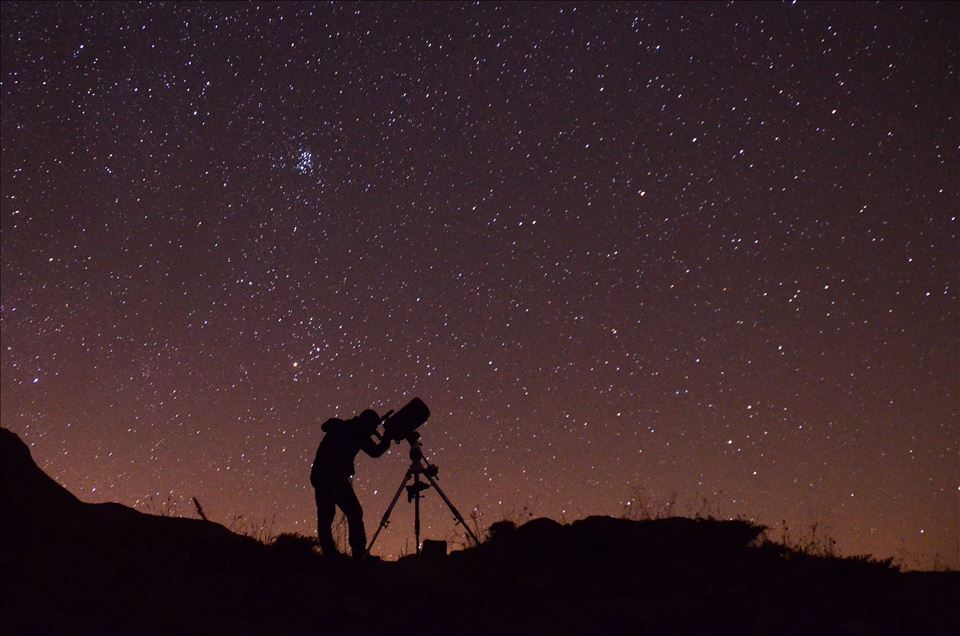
1, 3, 956, 567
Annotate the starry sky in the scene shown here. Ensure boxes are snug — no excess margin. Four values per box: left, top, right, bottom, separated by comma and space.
1, 2, 957, 568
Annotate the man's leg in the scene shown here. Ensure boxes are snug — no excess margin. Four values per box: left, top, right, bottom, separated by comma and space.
336, 480, 367, 558
314, 487, 339, 555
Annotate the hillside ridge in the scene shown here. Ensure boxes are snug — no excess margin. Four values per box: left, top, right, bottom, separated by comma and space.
1, 427, 955, 636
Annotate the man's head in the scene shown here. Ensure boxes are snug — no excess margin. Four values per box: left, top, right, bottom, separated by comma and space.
356, 409, 381, 435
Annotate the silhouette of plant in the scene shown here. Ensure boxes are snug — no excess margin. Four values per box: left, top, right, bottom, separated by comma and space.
270, 532, 319, 558
468, 506, 486, 543
769, 519, 839, 558
686, 490, 726, 520
496, 503, 535, 526
139, 492, 180, 517
228, 513, 276, 543
444, 506, 488, 551
620, 487, 680, 520
801, 521, 838, 557
929, 553, 956, 572
191, 496, 208, 522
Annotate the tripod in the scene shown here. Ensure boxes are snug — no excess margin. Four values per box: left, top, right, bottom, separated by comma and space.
366, 432, 480, 556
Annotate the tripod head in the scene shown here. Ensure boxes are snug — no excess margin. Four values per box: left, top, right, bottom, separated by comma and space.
406, 431, 423, 461
397, 432, 438, 502
405, 432, 438, 477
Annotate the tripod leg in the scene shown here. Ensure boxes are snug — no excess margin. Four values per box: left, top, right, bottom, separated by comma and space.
422, 472, 482, 546
366, 469, 412, 555
414, 472, 422, 555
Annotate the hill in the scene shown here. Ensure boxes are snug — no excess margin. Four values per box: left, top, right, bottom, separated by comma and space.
1, 427, 956, 635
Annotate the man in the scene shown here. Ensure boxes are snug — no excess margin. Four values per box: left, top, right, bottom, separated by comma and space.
310, 409, 391, 559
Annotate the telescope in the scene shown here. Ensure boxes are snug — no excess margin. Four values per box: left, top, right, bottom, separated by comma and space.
380, 397, 430, 443
367, 397, 480, 556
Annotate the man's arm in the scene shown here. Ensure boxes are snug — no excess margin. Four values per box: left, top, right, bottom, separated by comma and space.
360, 435, 391, 458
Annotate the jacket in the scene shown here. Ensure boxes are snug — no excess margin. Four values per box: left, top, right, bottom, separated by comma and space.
310, 417, 390, 486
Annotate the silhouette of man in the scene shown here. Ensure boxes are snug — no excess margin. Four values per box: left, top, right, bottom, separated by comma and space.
310, 409, 390, 559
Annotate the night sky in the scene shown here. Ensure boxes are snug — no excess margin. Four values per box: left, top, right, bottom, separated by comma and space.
1, 2, 957, 568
